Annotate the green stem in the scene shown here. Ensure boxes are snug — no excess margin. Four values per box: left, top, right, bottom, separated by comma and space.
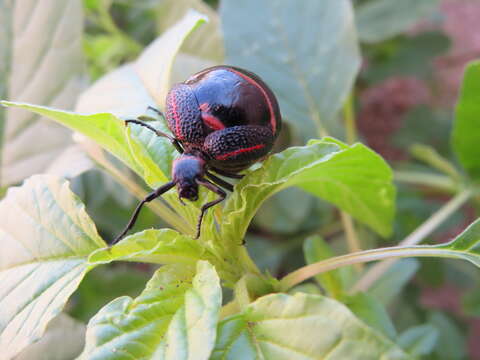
279, 245, 472, 291
280, 188, 473, 292
343, 91, 357, 145
339, 90, 362, 264
394, 170, 458, 193
352, 188, 472, 293
340, 211, 363, 271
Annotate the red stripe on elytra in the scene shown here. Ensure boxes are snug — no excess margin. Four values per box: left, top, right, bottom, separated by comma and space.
202, 114, 225, 130
171, 92, 183, 140
215, 144, 265, 160
200, 103, 225, 130
228, 68, 277, 135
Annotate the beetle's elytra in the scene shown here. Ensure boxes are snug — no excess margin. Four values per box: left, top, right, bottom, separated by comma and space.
113, 65, 282, 243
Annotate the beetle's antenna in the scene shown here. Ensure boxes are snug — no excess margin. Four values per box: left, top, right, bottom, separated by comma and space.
147, 106, 166, 120
125, 119, 184, 154
111, 181, 176, 245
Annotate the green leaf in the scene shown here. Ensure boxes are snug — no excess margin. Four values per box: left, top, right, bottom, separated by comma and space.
0, 102, 176, 189
0, 102, 145, 177
452, 61, 480, 180
0, 175, 104, 358
303, 235, 346, 299
156, 0, 224, 62
212, 293, 411, 360
14, 313, 86, 360
88, 229, 208, 266
221, 0, 360, 137
346, 293, 397, 340
80, 261, 222, 360
433, 217, 480, 267
222, 138, 396, 242
1, 0, 84, 186
134, 9, 207, 106
356, 0, 439, 43
397, 324, 439, 357
75, 10, 207, 118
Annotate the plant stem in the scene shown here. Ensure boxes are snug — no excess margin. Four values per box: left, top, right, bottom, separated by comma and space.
339, 90, 362, 266
343, 91, 357, 145
279, 244, 471, 291
340, 211, 363, 271
394, 170, 457, 193
352, 188, 472, 292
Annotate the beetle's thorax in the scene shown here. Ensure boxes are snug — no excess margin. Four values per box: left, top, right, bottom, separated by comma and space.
172, 153, 206, 201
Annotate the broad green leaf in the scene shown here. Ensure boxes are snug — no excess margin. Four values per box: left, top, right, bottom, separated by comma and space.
0, 102, 175, 189
364, 32, 450, 83
254, 188, 314, 234
0, 175, 104, 359
14, 313, 86, 360
212, 293, 411, 360
452, 61, 480, 180
134, 10, 207, 107
1, 0, 84, 186
222, 138, 395, 243
397, 324, 438, 358
75, 10, 207, 119
156, 0, 224, 62
0, 102, 144, 177
356, 0, 439, 43
221, 0, 360, 137
88, 229, 207, 266
433, 217, 480, 267
80, 261, 221, 360
303, 235, 346, 299
346, 293, 397, 340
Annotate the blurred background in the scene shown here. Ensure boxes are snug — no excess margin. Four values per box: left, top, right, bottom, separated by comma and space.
1, 0, 480, 358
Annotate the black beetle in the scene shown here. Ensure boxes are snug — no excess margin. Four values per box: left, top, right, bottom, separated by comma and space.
113, 65, 281, 243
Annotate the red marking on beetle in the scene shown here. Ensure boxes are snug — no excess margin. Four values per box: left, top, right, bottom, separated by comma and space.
215, 144, 265, 160
171, 92, 184, 140
200, 103, 225, 130
228, 68, 277, 134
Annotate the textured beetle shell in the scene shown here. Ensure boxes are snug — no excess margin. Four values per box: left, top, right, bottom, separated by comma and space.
166, 66, 282, 172
204, 125, 274, 171
166, 84, 204, 145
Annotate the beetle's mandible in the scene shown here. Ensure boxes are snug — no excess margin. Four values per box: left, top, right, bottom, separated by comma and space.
113, 65, 282, 243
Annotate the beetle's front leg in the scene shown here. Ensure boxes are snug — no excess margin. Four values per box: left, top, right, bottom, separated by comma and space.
195, 178, 227, 239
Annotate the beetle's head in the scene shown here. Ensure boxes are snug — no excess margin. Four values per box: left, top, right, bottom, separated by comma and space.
177, 182, 199, 202
172, 154, 205, 202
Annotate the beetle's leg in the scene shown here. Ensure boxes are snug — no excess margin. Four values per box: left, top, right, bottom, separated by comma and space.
210, 167, 244, 179
111, 181, 176, 244
205, 171, 234, 192
147, 106, 166, 120
125, 119, 184, 154
195, 178, 226, 239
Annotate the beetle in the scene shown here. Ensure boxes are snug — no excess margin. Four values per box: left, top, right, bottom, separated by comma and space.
113, 65, 282, 243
